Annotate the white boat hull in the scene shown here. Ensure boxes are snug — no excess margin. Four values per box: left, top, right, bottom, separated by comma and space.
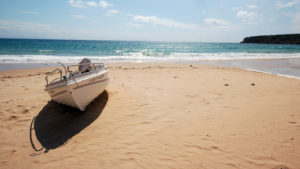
45, 68, 109, 111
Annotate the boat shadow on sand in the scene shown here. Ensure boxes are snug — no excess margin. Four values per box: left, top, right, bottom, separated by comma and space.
29, 90, 108, 155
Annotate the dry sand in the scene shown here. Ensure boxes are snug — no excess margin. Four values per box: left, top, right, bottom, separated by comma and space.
0, 63, 299, 169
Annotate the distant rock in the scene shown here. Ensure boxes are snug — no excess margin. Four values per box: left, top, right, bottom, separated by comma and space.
241, 34, 300, 44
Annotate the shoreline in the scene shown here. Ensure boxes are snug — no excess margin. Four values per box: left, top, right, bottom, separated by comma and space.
200, 57, 300, 79
1, 57, 300, 79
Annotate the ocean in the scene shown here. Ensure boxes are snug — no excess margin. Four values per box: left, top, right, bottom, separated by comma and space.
1, 38, 300, 78
1, 38, 300, 63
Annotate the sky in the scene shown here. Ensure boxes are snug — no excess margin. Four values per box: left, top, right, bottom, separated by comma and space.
0, 0, 299, 42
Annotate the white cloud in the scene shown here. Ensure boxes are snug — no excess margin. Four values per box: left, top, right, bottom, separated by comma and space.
132, 15, 201, 31
130, 14, 236, 32
0, 20, 57, 38
204, 18, 229, 26
68, 0, 85, 8
72, 15, 87, 19
237, 10, 257, 18
292, 12, 300, 31
99, 1, 112, 8
276, 0, 298, 9
68, 0, 99, 8
106, 10, 118, 16
0, 19, 241, 42
0, 20, 50, 31
204, 18, 233, 30
236, 10, 259, 24
87, 1, 98, 7
0, 20, 114, 40
247, 5, 258, 9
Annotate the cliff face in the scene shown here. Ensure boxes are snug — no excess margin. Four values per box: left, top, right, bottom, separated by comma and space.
241, 34, 300, 44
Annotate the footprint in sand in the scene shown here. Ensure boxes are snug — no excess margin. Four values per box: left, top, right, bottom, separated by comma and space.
140, 121, 152, 125
272, 164, 290, 169
288, 121, 300, 128
22, 109, 29, 114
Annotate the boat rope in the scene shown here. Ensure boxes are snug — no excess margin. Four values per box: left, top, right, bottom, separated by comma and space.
72, 76, 79, 87
29, 116, 45, 152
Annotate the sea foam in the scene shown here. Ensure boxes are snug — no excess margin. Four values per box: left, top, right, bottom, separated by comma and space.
1, 53, 300, 63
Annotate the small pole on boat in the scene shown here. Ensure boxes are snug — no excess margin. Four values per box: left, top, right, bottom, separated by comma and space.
58, 62, 67, 76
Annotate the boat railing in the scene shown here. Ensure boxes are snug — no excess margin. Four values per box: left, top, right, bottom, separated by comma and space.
66, 63, 106, 87
45, 62, 106, 85
67, 63, 106, 75
45, 68, 63, 85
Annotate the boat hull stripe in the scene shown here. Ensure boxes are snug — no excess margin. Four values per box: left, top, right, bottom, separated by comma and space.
50, 90, 67, 97
46, 79, 67, 87
74, 78, 109, 90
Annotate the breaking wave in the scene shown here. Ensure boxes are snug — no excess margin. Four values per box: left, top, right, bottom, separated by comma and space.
1, 52, 300, 63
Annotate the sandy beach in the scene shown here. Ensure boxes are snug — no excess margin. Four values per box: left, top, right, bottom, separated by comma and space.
0, 63, 300, 169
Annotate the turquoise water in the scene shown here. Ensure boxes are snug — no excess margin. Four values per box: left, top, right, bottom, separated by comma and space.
0, 38, 300, 63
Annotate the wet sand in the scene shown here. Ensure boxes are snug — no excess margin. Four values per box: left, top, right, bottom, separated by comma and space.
0, 63, 58, 71
0, 63, 300, 169
200, 58, 300, 79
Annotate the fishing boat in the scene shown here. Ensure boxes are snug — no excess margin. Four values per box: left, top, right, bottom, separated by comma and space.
44, 58, 109, 111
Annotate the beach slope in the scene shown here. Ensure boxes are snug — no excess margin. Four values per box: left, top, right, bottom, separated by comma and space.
0, 63, 299, 169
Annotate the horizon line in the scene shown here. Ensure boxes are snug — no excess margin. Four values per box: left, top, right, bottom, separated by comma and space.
0, 37, 240, 43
